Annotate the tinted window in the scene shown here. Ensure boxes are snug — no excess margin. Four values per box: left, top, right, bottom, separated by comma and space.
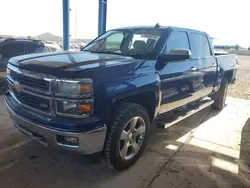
1, 42, 26, 58
191, 33, 211, 58
32, 46, 46, 53
45, 46, 57, 52
164, 31, 190, 54
26, 42, 40, 53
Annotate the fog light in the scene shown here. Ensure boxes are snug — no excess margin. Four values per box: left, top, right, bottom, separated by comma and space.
56, 135, 79, 147
64, 136, 78, 144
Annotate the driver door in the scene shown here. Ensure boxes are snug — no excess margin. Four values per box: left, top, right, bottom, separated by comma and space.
159, 30, 203, 114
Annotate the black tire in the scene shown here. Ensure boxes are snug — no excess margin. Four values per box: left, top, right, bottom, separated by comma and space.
104, 102, 150, 171
212, 78, 229, 110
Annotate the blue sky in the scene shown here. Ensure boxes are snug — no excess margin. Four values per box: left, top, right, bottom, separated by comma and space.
0, 0, 249, 47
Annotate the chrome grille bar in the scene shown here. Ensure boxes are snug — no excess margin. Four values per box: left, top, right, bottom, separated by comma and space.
7, 64, 55, 115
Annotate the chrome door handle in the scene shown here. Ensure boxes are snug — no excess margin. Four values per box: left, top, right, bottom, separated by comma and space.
189, 67, 198, 72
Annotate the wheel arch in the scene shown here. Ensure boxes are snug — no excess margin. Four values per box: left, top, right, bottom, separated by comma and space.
111, 91, 158, 123
223, 69, 234, 83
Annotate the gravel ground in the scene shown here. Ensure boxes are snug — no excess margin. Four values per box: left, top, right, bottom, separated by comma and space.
228, 55, 250, 100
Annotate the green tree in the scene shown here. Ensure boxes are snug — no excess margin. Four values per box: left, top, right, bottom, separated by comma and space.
248, 46, 250, 51
235, 44, 240, 50
27, 35, 36, 40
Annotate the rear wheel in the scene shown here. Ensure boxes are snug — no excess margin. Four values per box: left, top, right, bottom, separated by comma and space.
212, 78, 229, 110
104, 102, 150, 170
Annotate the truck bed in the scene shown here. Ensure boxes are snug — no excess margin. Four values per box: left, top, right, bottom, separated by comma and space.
216, 54, 237, 71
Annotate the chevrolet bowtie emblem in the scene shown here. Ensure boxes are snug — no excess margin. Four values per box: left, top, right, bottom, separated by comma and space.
14, 81, 23, 92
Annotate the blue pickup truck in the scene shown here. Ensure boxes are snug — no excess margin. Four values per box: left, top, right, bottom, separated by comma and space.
5, 25, 237, 170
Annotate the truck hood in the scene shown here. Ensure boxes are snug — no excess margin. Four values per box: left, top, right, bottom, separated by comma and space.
9, 51, 139, 77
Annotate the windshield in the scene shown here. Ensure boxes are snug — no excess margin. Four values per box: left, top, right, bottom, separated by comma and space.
83, 28, 164, 59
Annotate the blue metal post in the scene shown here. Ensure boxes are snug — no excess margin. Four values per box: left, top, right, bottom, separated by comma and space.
98, 0, 107, 36
63, 0, 70, 50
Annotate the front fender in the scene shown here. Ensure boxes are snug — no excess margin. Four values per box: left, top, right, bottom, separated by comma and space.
97, 71, 161, 123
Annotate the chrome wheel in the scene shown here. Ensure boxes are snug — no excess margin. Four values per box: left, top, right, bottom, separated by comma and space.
119, 116, 146, 160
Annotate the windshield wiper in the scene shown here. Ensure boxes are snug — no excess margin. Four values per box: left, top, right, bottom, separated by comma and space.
98, 51, 123, 55
84, 50, 137, 58
126, 52, 156, 60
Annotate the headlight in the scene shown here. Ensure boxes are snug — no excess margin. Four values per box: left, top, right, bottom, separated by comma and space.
56, 79, 92, 96
57, 100, 92, 117
56, 79, 93, 117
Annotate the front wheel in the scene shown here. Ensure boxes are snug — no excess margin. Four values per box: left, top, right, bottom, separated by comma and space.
212, 78, 229, 110
104, 102, 150, 170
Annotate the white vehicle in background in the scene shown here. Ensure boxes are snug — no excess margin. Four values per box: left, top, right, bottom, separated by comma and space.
44, 43, 63, 52
214, 48, 229, 55
69, 44, 81, 51
211, 37, 230, 55
46, 41, 58, 45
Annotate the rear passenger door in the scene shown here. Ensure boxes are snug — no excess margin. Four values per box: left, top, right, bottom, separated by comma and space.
0, 42, 26, 71
159, 30, 203, 114
1, 42, 26, 58
190, 33, 217, 97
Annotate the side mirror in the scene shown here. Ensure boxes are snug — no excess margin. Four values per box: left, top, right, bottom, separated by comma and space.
157, 49, 191, 64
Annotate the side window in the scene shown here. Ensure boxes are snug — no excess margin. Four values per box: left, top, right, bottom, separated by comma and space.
26, 43, 39, 53
190, 33, 211, 58
105, 32, 124, 51
32, 46, 45, 53
164, 31, 190, 54
46, 46, 58, 52
2, 42, 26, 58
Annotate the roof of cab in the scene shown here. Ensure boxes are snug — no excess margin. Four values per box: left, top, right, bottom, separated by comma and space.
115, 25, 170, 30
0, 38, 42, 43
113, 25, 208, 35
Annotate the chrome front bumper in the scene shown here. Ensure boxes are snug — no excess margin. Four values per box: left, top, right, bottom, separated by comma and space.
5, 100, 107, 155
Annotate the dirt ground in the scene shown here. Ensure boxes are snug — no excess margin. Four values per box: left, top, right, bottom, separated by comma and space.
228, 56, 250, 100
0, 56, 250, 188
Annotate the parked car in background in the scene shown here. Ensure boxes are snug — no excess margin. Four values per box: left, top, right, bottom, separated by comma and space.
0, 38, 62, 93
210, 37, 230, 55
69, 44, 81, 51
43, 43, 63, 52
214, 48, 229, 55
5, 26, 237, 170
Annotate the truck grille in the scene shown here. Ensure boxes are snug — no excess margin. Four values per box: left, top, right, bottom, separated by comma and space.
8, 66, 52, 114
10, 70, 50, 92
13, 90, 50, 113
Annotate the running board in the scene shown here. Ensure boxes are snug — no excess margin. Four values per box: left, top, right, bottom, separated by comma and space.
156, 99, 214, 129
